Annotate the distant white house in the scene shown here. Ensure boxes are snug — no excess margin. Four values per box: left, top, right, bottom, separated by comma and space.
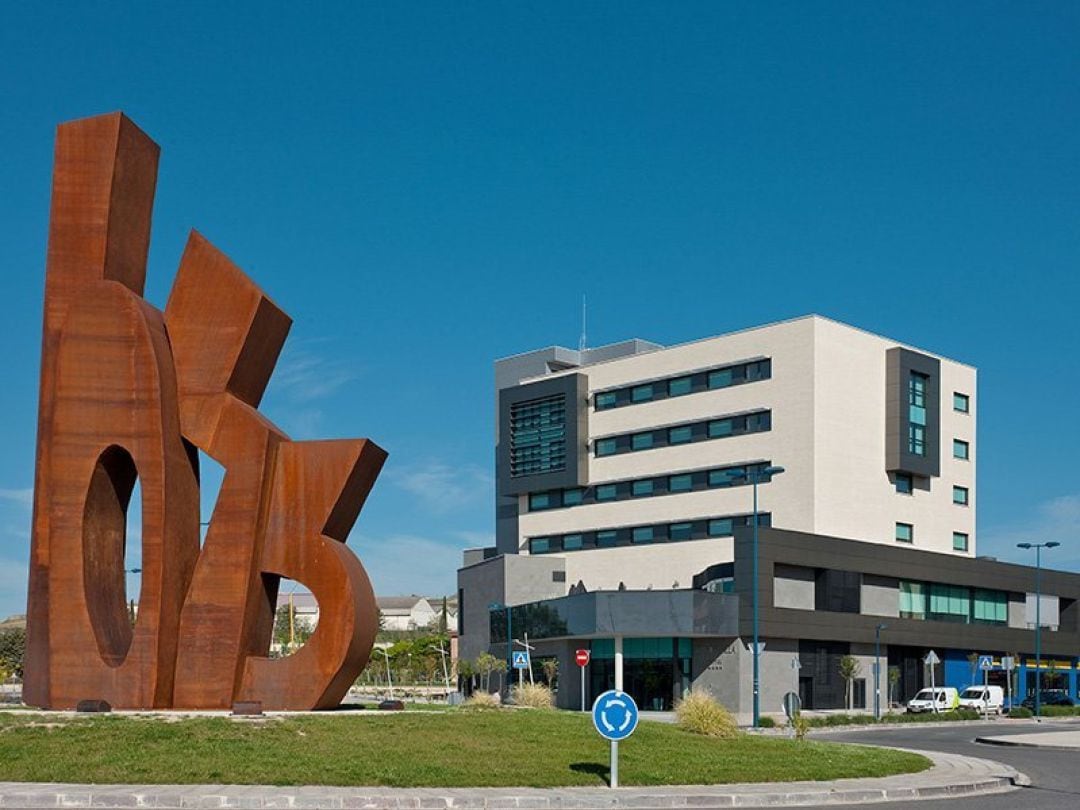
273, 592, 455, 636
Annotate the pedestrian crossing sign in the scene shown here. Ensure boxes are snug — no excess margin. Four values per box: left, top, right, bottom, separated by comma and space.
512, 651, 529, 669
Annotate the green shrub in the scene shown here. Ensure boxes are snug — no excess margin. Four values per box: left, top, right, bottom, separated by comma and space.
1038, 706, 1080, 717
757, 715, 776, 728
462, 691, 501, 710
1007, 706, 1033, 718
882, 709, 980, 724
793, 714, 810, 741
511, 683, 554, 709
675, 689, 739, 738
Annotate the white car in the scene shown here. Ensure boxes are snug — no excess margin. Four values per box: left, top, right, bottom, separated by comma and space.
906, 687, 959, 713
958, 685, 1005, 714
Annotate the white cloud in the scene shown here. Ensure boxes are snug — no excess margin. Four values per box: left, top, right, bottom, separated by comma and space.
350, 533, 464, 597
0, 488, 33, 508
388, 462, 493, 514
266, 340, 356, 404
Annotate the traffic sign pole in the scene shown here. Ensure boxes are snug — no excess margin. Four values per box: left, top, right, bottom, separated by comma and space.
592, 689, 639, 790
575, 649, 591, 711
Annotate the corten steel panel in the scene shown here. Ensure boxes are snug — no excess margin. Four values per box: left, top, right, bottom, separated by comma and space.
25, 112, 387, 710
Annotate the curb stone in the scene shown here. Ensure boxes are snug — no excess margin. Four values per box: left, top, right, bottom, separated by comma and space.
0, 749, 1025, 809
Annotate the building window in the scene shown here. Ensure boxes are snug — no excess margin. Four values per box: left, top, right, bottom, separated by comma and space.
708, 518, 734, 537
631, 384, 654, 403
668, 425, 693, 444
898, 581, 927, 619
895, 522, 914, 543
596, 530, 617, 548
595, 391, 617, 410
668, 377, 693, 397
895, 473, 913, 494
973, 589, 1006, 624
562, 488, 584, 507
631, 432, 654, 451
562, 534, 583, 551
529, 492, 553, 511
595, 483, 617, 501
669, 522, 693, 541
952, 486, 969, 506
632, 526, 655, 544
953, 439, 970, 460
952, 532, 969, 552
907, 371, 928, 457
530, 537, 551, 554
668, 473, 693, 492
929, 583, 970, 623
954, 392, 970, 413
708, 418, 733, 438
631, 479, 654, 497
708, 368, 734, 389
509, 394, 567, 477
596, 438, 617, 457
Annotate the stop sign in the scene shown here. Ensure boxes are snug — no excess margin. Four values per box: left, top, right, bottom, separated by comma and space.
575, 649, 590, 667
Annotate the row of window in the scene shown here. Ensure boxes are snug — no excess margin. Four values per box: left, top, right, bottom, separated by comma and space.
906, 372, 972, 457
527, 461, 774, 512
527, 512, 771, 555
509, 394, 567, 478
899, 580, 1006, 625
894, 475, 970, 507
595, 410, 771, 458
594, 359, 771, 411
895, 522, 969, 552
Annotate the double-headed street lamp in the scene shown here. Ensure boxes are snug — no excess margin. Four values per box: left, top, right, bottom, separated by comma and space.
728, 464, 785, 729
1017, 541, 1060, 718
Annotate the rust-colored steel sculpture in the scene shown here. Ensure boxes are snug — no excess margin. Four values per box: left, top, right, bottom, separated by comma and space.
24, 112, 386, 711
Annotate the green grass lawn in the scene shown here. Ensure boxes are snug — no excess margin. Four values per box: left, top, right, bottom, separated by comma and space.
0, 710, 928, 788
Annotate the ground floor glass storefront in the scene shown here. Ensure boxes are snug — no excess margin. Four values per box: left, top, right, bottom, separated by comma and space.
589, 637, 691, 711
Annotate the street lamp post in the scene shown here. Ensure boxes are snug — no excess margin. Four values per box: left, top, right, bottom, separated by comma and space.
429, 643, 452, 697
874, 623, 887, 721
729, 464, 785, 729
1017, 541, 1060, 719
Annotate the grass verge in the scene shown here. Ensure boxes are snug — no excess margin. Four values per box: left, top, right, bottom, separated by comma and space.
0, 711, 929, 788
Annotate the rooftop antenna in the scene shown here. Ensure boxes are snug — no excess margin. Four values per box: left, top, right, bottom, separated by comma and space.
579, 294, 587, 353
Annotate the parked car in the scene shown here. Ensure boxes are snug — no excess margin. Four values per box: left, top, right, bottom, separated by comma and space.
907, 687, 960, 713
1020, 690, 1076, 710
959, 685, 1005, 714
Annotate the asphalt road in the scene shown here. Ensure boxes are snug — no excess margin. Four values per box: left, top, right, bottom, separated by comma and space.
825, 720, 1080, 809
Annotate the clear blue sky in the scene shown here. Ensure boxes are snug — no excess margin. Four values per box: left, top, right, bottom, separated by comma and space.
1, 2, 1078, 618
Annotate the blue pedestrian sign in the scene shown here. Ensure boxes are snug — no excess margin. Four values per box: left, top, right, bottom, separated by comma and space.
977, 655, 993, 671
592, 689, 639, 741
512, 651, 530, 669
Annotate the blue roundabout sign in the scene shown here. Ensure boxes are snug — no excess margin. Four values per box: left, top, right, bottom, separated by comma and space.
591, 689, 639, 741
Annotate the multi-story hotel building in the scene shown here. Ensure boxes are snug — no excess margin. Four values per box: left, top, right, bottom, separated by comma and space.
458, 315, 1078, 718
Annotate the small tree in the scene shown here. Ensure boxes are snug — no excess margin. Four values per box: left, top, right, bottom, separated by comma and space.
838, 655, 862, 711
542, 657, 558, 688
0, 628, 26, 679
887, 666, 900, 710
967, 652, 980, 687
475, 652, 500, 692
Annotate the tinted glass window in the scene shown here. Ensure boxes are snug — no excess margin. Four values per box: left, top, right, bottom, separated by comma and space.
953, 532, 969, 551
530, 537, 551, 554
529, 492, 552, 510
895, 474, 913, 494
596, 530, 617, 548
669, 522, 693, 540
895, 522, 914, 543
953, 439, 970, 460
595, 483, 617, 501
631, 526, 654, 543
708, 518, 734, 537
595, 391, 617, 410
669, 473, 693, 492
954, 392, 970, 413
631, 384, 653, 403
708, 419, 733, 438
596, 438, 617, 457
952, 486, 968, 505
668, 425, 693, 444
563, 534, 583, 551
668, 377, 693, 397
631, 479, 654, 497
562, 488, 584, 506
708, 368, 733, 389
631, 432, 654, 451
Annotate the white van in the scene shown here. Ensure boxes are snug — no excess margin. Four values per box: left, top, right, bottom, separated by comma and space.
906, 687, 960, 713
959, 685, 1005, 714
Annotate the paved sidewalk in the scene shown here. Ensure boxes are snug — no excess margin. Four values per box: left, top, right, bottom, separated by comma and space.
0, 749, 1023, 808
976, 729, 1080, 751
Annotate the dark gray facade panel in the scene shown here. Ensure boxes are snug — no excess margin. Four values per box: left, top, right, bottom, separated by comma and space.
737, 527, 1080, 656
495, 496, 520, 555
496, 590, 739, 641
885, 347, 941, 478
496, 373, 588, 498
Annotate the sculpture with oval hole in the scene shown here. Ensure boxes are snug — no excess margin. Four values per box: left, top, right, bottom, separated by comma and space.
24, 112, 386, 711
